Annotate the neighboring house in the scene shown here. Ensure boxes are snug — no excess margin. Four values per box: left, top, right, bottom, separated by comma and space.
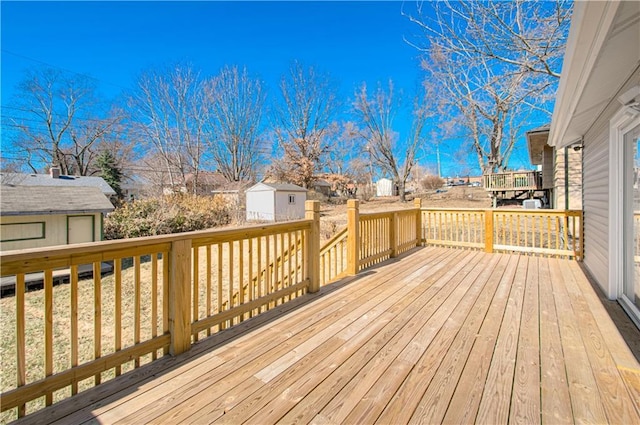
0, 169, 117, 198
0, 185, 114, 251
245, 182, 307, 222
184, 171, 228, 195
376, 178, 395, 197
526, 125, 582, 209
548, 1, 640, 327
121, 175, 150, 201
312, 179, 332, 197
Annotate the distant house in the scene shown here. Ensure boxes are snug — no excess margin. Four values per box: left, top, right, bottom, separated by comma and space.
121, 175, 150, 201
526, 125, 582, 209
245, 182, 307, 222
184, 171, 228, 195
0, 185, 114, 251
547, 1, 640, 327
312, 179, 332, 196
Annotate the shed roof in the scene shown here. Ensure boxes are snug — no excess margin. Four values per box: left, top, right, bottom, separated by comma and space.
247, 182, 307, 192
0, 173, 116, 196
0, 186, 114, 216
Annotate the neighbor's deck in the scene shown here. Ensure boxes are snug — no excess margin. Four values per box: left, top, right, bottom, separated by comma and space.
18, 247, 640, 424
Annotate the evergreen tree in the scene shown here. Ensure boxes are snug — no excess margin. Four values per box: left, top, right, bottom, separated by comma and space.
96, 150, 123, 199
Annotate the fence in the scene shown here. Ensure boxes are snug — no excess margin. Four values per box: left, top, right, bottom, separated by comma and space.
421, 208, 583, 260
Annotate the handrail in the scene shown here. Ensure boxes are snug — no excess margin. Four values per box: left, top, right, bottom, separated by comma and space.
320, 227, 347, 256
319, 227, 348, 285
421, 208, 583, 260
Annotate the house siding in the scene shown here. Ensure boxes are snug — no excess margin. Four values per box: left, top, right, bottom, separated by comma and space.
582, 71, 640, 293
554, 147, 583, 210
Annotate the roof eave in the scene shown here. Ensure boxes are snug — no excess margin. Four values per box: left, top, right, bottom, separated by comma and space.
548, 1, 622, 148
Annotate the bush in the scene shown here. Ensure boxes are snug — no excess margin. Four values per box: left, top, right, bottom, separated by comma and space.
421, 175, 445, 191
104, 194, 231, 240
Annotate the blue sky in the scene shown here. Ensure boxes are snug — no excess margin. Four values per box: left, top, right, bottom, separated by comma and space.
1, 1, 535, 177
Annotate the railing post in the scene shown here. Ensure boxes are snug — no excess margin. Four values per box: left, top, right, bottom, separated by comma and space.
414, 198, 423, 246
169, 239, 192, 356
305, 200, 320, 293
484, 210, 494, 253
347, 199, 360, 276
390, 212, 397, 258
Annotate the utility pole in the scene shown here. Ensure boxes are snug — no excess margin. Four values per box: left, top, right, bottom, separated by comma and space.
436, 141, 442, 178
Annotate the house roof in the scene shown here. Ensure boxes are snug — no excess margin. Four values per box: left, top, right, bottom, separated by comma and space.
526, 125, 550, 166
247, 182, 307, 192
549, 1, 640, 148
0, 186, 115, 216
0, 173, 116, 196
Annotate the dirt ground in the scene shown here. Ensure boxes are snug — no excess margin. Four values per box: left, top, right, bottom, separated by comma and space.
318, 186, 492, 240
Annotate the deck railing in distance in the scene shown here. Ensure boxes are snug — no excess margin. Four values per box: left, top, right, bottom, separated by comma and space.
483, 170, 542, 191
421, 208, 583, 260
0, 202, 320, 421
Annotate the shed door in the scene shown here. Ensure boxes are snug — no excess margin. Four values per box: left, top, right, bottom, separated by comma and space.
68, 216, 95, 244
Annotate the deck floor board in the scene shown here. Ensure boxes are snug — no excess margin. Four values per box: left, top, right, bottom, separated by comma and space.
14, 247, 640, 425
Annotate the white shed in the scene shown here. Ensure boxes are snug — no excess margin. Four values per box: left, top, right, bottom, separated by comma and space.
376, 178, 394, 197
245, 182, 307, 222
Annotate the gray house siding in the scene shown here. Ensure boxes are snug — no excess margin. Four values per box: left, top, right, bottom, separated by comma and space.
581, 72, 640, 293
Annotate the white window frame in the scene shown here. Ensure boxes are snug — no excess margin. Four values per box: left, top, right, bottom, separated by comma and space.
608, 103, 640, 301
288, 194, 295, 205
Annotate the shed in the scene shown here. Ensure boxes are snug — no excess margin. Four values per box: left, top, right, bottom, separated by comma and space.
245, 182, 307, 222
1, 185, 114, 251
376, 178, 395, 197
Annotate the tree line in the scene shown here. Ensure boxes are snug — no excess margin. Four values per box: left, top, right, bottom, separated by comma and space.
2, 1, 571, 201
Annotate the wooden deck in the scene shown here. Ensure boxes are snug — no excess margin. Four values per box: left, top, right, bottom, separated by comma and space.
17, 247, 640, 424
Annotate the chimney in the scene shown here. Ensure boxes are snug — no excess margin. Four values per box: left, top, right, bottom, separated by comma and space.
50, 167, 61, 179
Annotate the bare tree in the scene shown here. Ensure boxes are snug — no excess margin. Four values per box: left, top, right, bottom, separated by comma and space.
404, 0, 572, 173
270, 62, 339, 188
8, 67, 121, 175
206, 66, 266, 182
325, 121, 364, 177
404, 1, 571, 79
130, 64, 209, 193
353, 80, 428, 202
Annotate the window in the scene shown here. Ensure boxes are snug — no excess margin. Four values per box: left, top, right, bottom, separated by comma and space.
288, 194, 295, 204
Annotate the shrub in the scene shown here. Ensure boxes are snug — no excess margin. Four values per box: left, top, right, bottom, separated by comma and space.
104, 194, 231, 240
421, 175, 445, 191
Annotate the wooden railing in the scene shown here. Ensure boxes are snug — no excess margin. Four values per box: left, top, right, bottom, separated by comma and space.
319, 227, 348, 286
0, 199, 584, 422
483, 171, 542, 191
349, 199, 423, 273
0, 202, 320, 421
422, 208, 583, 260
